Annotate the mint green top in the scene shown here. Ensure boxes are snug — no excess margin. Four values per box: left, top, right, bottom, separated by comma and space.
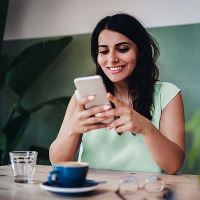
79, 82, 181, 172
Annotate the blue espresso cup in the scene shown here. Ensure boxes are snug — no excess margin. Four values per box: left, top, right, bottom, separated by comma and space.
48, 161, 89, 188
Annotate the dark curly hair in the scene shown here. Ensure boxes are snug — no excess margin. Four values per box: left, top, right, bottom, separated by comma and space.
91, 13, 160, 120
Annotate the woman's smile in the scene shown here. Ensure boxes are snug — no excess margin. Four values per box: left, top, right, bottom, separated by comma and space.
107, 64, 127, 74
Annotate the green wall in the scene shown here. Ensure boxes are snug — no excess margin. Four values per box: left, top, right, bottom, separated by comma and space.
1, 23, 200, 172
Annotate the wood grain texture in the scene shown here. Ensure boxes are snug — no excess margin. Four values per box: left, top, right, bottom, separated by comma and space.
0, 165, 199, 200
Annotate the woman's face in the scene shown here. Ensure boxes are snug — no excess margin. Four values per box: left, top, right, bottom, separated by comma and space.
97, 29, 138, 84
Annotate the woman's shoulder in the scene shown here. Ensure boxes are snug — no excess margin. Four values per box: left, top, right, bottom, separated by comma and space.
155, 81, 180, 90
154, 81, 180, 95
154, 81, 181, 109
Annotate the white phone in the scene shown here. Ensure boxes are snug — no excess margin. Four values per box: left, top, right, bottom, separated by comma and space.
74, 75, 114, 123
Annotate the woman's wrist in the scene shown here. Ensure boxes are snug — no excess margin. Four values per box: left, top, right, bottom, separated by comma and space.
58, 126, 78, 140
142, 118, 156, 137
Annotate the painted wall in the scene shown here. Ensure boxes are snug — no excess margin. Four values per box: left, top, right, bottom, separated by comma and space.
4, 0, 200, 40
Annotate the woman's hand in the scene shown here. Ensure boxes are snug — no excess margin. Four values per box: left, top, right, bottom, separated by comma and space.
95, 93, 151, 134
68, 95, 111, 135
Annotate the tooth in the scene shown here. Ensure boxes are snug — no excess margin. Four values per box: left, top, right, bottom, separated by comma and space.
110, 67, 122, 71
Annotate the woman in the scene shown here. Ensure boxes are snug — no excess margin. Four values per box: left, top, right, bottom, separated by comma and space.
49, 13, 185, 174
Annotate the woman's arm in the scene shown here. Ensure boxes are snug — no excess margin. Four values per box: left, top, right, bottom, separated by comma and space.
143, 92, 185, 174
49, 94, 110, 164
49, 95, 81, 163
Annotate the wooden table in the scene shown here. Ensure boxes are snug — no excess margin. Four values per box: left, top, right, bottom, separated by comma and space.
0, 165, 200, 200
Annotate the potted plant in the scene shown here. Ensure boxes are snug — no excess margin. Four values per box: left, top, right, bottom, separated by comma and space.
0, 36, 72, 164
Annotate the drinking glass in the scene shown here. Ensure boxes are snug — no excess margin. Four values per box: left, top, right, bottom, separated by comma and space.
9, 151, 38, 183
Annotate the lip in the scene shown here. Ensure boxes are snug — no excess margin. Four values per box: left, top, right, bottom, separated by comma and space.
107, 65, 126, 74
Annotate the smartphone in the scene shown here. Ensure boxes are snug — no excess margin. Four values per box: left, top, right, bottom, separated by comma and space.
74, 75, 113, 123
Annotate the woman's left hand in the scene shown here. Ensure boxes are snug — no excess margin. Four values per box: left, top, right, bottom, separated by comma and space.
95, 93, 150, 134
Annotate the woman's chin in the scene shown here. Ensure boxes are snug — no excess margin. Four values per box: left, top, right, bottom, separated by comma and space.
107, 76, 127, 84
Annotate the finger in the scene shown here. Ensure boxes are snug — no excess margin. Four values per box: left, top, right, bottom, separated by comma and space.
81, 104, 111, 118
77, 95, 95, 110
83, 116, 111, 125
107, 93, 126, 107
82, 124, 107, 133
95, 107, 127, 118
108, 117, 125, 129
115, 124, 130, 133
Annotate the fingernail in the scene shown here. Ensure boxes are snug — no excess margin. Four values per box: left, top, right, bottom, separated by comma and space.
95, 113, 102, 117
88, 95, 95, 100
104, 105, 111, 110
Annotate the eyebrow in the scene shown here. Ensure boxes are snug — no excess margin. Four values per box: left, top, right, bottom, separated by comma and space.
98, 42, 133, 48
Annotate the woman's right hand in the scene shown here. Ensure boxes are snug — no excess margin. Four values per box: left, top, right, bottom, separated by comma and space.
68, 95, 111, 135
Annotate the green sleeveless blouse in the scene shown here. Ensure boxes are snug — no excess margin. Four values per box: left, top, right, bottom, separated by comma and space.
78, 82, 180, 172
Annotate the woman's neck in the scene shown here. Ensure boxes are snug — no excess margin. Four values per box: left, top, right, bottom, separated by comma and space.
114, 82, 129, 104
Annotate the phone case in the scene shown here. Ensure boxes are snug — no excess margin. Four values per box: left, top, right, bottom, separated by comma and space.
74, 75, 114, 123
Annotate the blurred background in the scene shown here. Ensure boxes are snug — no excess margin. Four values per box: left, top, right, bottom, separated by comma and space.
0, 0, 200, 174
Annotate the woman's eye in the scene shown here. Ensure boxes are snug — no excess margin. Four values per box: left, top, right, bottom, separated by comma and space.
99, 50, 108, 55
118, 48, 129, 53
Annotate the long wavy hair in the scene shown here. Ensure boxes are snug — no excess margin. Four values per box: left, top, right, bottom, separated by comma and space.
91, 13, 160, 120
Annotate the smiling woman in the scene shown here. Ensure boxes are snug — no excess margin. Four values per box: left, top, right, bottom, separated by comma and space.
49, 13, 185, 175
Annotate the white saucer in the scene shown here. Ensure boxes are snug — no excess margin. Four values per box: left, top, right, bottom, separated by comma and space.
40, 179, 99, 194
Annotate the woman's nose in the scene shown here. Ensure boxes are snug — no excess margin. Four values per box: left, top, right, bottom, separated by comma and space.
107, 52, 119, 64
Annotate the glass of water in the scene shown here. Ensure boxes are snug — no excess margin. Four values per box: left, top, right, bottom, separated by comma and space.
9, 151, 38, 183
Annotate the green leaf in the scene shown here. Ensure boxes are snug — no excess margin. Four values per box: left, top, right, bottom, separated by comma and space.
5, 36, 72, 97
186, 108, 200, 169
3, 114, 30, 151
13, 102, 29, 115
0, 132, 7, 151
186, 109, 200, 134
29, 96, 71, 113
